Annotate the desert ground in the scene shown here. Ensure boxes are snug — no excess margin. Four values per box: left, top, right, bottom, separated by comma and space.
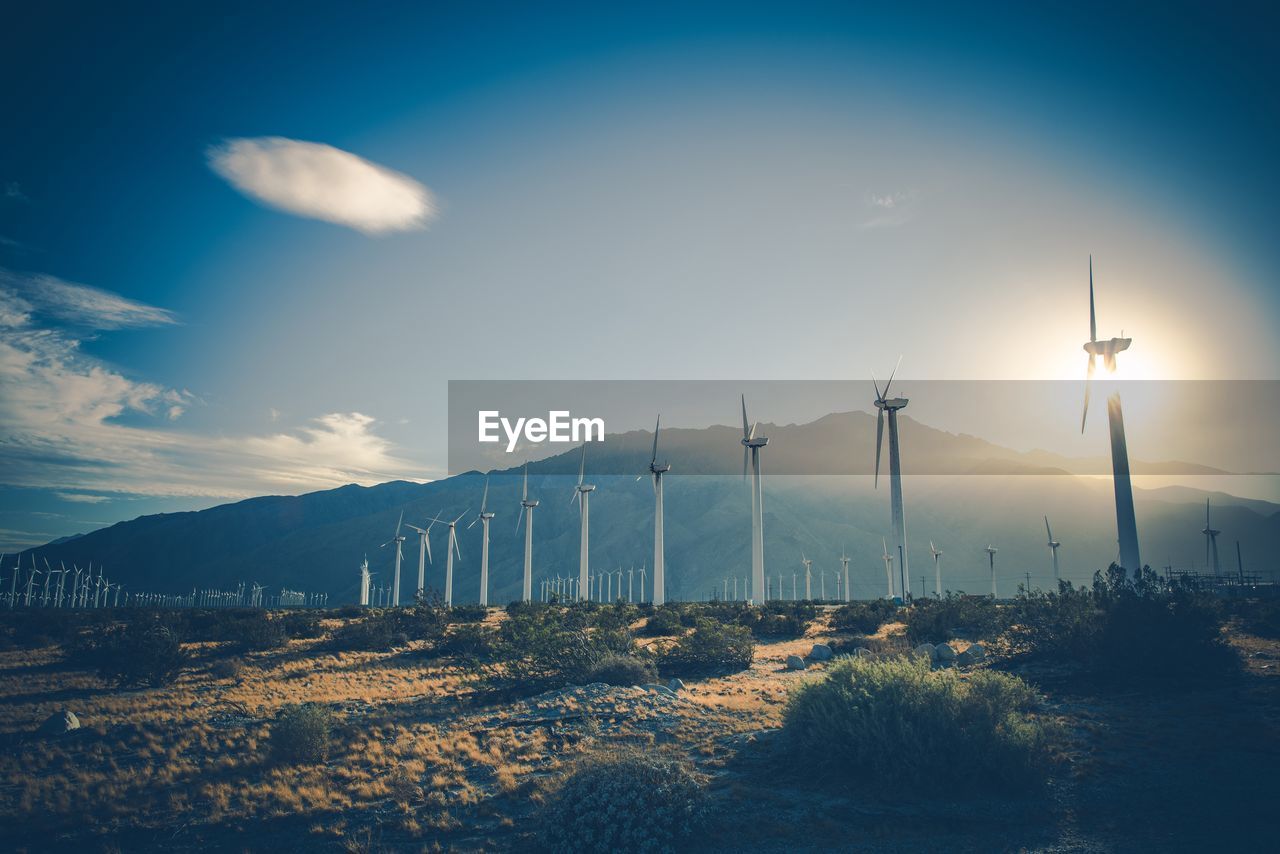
0, 597, 1276, 853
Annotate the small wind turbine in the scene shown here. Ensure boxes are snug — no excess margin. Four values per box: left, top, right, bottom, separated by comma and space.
468, 476, 496, 607
872, 357, 910, 600
1044, 517, 1061, 584
840, 548, 851, 602
801, 553, 813, 601
516, 462, 539, 602
929, 541, 943, 597
740, 396, 770, 604
880, 538, 894, 599
379, 511, 407, 607
1201, 499, 1222, 575
984, 545, 999, 598
429, 509, 468, 606
641, 415, 671, 606
359, 556, 371, 606
405, 517, 437, 601
571, 444, 595, 602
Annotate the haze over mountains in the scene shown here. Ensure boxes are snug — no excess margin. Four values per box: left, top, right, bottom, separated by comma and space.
14, 412, 1277, 603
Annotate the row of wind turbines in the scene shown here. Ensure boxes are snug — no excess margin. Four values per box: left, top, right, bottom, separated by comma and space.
364, 258, 1163, 608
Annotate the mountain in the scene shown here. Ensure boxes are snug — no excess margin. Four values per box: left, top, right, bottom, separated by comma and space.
12, 412, 1277, 602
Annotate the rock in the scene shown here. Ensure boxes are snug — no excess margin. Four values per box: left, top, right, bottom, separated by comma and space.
913, 643, 936, 661
808, 643, 834, 661
785, 655, 807, 670
955, 650, 976, 666
37, 710, 80, 736
935, 643, 957, 661
667, 678, 685, 692
966, 643, 986, 660
854, 647, 873, 659
642, 683, 677, 697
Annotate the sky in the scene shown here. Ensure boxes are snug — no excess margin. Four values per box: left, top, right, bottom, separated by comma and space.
2, 1, 1278, 550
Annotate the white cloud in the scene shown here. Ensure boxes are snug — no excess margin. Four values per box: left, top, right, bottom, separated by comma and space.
859, 190, 918, 229
207, 137, 436, 235
54, 492, 111, 504
1, 268, 179, 329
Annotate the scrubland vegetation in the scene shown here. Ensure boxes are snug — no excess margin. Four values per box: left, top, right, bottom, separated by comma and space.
0, 566, 1274, 851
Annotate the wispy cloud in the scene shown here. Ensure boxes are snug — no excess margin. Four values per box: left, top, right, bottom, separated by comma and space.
3, 182, 27, 202
207, 137, 436, 235
858, 190, 918, 229
54, 492, 111, 504
1, 268, 179, 329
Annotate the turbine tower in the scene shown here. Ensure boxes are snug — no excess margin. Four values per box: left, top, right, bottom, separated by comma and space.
1080, 256, 1141, 572
379, 511, 406, 607
405, 517, 436, 600
468, 476, 496, 606
840, 549, 851, 603
880, 538, 894, 599
642, 415, 671, 606
929, 541, 943, 597
1201, 499, 1222, 575
516, 463, 538, 602
571, 444, 595, 602
429, 510, 468, 606
872, 358, 909, 600
801, 553, 813, 601
740, 396, 769, 604
1044, 516, 1061, 584
984, 545, 998, 598
359, 556, 371, 606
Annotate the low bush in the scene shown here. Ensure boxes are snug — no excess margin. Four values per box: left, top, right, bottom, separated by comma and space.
326, 601, 447, 652
1234, 597, 1280, 639
642, 607, 686, 637
539, 749, 707, 854
210, 657, 244, 680
68, 621, 189, 688
579, 653, 658, 686
448, 603, 489, 623
477, 607, 637, 697
783, 656, 1053, 791
270, 703, 332, 764
227, 612, 288, 652
435, 622, 499, 660
904, 593, 1008, 645
830, 600, 898, 634
657, 618, 754, 678
742, 601, 817, 638
281, 611, 325, 639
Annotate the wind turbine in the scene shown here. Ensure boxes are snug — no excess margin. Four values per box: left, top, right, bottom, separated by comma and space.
1044, 517, 1061, 584
801, 553, 813, 601
571, 444, 595, 602
740, 396, 769, 604
640, 415, 671, 606
929, 541, 943, 597
516, 463, 538, 602
872, 358, 910, 600
638, 564, 647, 603
984, 545, 999, 598
840, 548, 851, 602
1080, 256, 1142, 572
468, 476, 496, 607
880, 538, 894, 599
379, 511, 406, 607
429, 510, 468, 606
404, 517, 436, 600
1201, 499, 1222, 575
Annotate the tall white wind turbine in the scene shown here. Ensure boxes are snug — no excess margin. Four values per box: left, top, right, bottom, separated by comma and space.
880, 538, 894, 599
1201, 499, 1222, 575
468, 476, 496, 607
432, 509, 468, 606
872, 358, 910, 600
571, 444, 595, 602
516, 463, 538, 602
1080, 256, 1141, 572
801, 553, 813, 601
985, 545, 999, 598
840, 548, 851, 603
359, 556, 371, 606
378, 511, 406, 607
405, 517, 436, 600
1044, 517, 1062, 584
740, 396, 769, 604
929, 541, 943, 597
641, 415, 671, 606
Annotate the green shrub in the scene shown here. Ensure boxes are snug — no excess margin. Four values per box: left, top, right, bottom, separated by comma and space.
539, 750, 707, 854
281, 611, 325, 639
783, 656, 1053, 791
477, 607, 638, 697
270, 703, 332, 764
642, 607, 686, 637
210, 657, 244, 680
830, 600, 898, 634
326, 601, 447, 652
229, 612, 288, 652
69, 621, 189, 688
449, 603, 488, 623
579, 653, 658, 686
742, 602, 817, 638
905, 593, 1008, 644
435, 622, 499, 660
657, 618, 754, 678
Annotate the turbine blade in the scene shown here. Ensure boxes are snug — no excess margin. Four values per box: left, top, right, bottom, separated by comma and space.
1044, 516, 1053, 542
750, 420, 758, 440
871, 372, 882, 402
741, 394, 750, 439
651, 414, 660, 465
395, 510, 403, 538
453, 509, 469, 525
874, 407, 885, 488
515, 506, 524, 535
467, 517, 479, 529
425, 534, 433, 564
1080, 354, 1095, 433
481, 476, 489, 513
522, 462, 529, 502
1089, 254, 1097, 342
578, 443, 586, 486
883, 355, 902, 398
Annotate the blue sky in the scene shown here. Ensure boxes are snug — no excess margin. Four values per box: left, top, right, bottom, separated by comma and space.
2, 1, 1278, 549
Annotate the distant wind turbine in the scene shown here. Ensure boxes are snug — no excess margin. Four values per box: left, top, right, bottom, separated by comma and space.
801, 553, 813, 601
840, 548, 851, 603
1044, 517, 1061, 584
516, 463, 538, 602
429, 510, 468, 606
880, 538, 895, 599
1201, 499, 1222, 575
405, 517, 436, 600
640, 415, 671, 606
985, 545, 999, 598
740, 396, 769, 604
468, 476, 496, 607
929, 541, 943, 597
379, 511, 406, 607
571, 444, 595, 602
872, 358, 910, 600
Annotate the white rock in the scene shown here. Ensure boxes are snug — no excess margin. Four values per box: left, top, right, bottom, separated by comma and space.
808, 643, 834, 661
37, 710, 80, 736
667, 678, 686, 692
786, 655, 807, 670
913, 643, 936, 661
643, 683, 676, 696
935, 643, 957, 661
967, 643, 986, 660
